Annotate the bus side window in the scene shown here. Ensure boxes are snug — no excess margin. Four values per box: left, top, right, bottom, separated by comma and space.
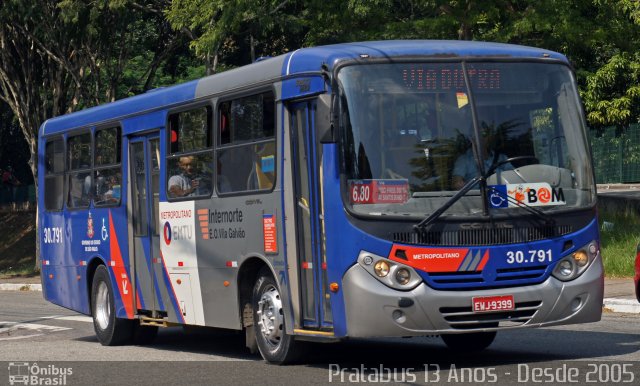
67, 132, 92, 209
166, 106, 213, 199
94, 127, 122, 206
216, 92, 275, 194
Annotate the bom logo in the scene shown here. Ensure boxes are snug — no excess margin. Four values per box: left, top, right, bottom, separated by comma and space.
490, 183, 566, 208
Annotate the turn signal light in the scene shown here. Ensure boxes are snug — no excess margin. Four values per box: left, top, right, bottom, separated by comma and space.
374, 260, 390, 277
330, 282, 339, 293
573, 250, 588, 267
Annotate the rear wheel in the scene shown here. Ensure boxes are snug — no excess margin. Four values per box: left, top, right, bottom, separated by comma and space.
441, 331, 497, 352
91, 265, 133, 345
253, 268, 301, 364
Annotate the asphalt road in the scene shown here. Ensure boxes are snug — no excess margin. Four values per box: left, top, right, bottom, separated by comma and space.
1, 291, 639, 385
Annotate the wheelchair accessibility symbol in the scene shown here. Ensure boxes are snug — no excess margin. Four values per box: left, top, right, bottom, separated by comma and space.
490, 192, 507, 208
102, 218, 108, 241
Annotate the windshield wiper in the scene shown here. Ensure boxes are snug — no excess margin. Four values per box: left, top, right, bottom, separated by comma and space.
414, 175, 483, 231
413, 175, 556, 234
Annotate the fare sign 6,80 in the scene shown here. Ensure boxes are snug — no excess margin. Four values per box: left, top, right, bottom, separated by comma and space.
349, 179, 409, 205
44, 226, 63, 244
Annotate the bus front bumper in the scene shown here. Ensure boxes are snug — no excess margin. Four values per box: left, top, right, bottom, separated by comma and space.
341, 254, 603, 337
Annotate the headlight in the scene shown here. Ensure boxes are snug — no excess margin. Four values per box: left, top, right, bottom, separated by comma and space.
358, 251, 422, 290
395, 268, 411, 285
552, 241, 598, 281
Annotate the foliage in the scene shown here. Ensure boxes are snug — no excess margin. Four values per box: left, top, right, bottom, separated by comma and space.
3, 0, 640, 183
583, 53, 640, 129
0, 0, 197, 180
167, 0, 305, 72
0, 105, 31, 184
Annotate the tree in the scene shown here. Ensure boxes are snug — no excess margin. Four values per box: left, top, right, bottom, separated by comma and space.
579, 1, 640, 128
0, 104, 31, 186
0, 1, 192, 181
582, 52, 640, 129
0, 0, 196, 266
167, 0, 305, 73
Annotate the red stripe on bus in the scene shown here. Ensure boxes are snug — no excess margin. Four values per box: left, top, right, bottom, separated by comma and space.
477, 250, 490, 271
109, 211, 134, 319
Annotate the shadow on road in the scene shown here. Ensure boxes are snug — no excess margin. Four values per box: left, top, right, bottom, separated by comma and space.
71, 319, 640, 367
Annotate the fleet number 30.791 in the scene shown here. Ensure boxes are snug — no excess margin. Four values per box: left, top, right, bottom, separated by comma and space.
506, 249, 552, 264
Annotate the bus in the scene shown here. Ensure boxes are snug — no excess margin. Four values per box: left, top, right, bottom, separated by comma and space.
38, 40, 603, 364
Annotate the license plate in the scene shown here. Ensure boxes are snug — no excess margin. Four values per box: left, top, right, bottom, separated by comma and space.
472, 295, 515, 313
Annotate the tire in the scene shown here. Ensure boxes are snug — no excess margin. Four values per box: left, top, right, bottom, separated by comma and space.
441, 331, 497, 352
91, 265, 133, 345
252, 267, 301, 364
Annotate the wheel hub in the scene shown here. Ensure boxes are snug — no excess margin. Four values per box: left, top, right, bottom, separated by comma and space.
256, 284, 283, 347
95, 281, 111, 330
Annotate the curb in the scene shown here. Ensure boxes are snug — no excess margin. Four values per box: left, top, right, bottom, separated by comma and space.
0, 283, 42, 291
603, 298, 640, 314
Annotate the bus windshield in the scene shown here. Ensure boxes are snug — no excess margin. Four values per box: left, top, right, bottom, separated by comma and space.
338, 61, 595, 218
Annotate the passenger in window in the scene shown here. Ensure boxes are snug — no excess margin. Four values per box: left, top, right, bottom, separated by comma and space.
98, 174, 121, 204
168, 156, 201, 197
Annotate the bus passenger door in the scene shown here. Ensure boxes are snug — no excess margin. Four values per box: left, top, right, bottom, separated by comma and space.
129, 134, 163, 316
288, 100, 332, 330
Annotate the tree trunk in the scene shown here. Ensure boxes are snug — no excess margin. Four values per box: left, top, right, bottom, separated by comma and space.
250, 35, 256, 62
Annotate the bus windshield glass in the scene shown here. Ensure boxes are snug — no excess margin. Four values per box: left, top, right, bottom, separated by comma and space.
338, 62, 595, 218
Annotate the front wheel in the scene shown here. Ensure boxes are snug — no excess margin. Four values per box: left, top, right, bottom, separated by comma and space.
441, 331, 497, 352
91, 265, 133, 345
252, 268, 301, 364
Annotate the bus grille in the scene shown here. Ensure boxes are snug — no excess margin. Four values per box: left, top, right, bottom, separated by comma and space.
394, 225, 572, 246
439, 300, 542, 329
427, 265, 548, 289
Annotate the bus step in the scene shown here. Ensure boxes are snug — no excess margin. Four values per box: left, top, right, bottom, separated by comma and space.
139, 316, 169, 327
293, 328, 339, 342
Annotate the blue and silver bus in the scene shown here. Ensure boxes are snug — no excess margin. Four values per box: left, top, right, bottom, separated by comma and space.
38, 40, 603, 363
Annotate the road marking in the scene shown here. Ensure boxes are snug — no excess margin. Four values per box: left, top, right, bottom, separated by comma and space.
51, 315, 93, 323
0, 321, 72, 334
39, 315, 93, 323
0, 333, 44, 341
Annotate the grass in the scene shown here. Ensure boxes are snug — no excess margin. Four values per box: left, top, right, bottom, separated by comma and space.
598, 209, 640, 278
0, 211, 38, 278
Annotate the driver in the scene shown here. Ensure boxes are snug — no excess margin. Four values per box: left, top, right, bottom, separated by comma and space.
451, 127, 513, 189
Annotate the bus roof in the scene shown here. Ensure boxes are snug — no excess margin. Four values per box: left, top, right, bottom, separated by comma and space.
40, 40, 568, 137
283, 40, 567, 75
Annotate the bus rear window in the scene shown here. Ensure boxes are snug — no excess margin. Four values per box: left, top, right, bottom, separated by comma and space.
44, 138, 64, 211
